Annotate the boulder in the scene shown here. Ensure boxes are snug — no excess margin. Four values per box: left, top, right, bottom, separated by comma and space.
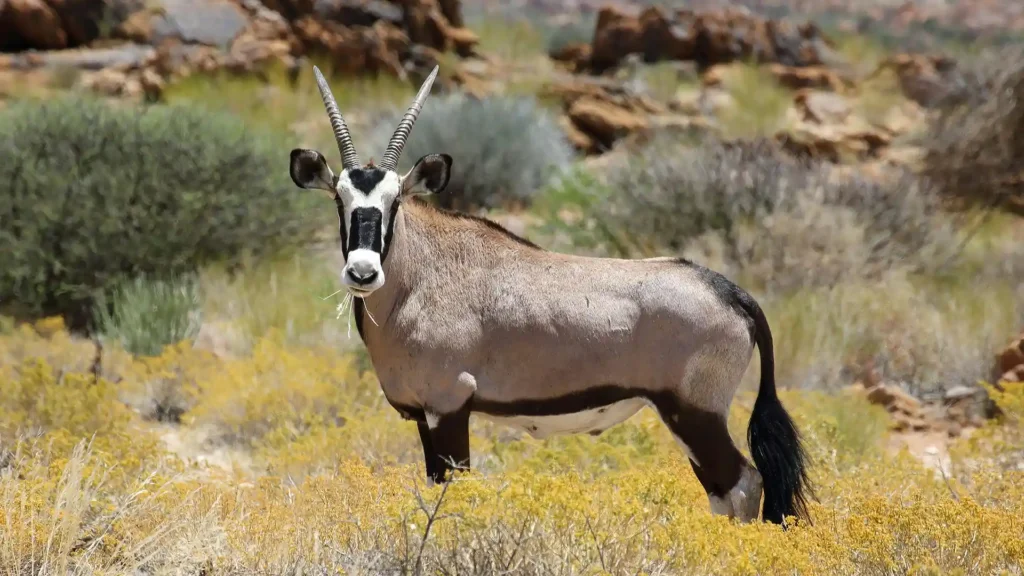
793, 89, 851, 125
320, 0, 403, 27
778, 122, 890, 164
549, 42, 591, 73
995, 333, 1024, 377
558, 114, 598, 154
293, 17, 407, 76
79, 66, 131, 95
590, 5, 642, 73
151, 0, 250, 48
436, 0, 460, 27
637, 5, 692, 63
869, 53, 961, 108
445, 25, 478, 57
45, 0, 108, 46
583, 6, 833, 75
865, 383, 923, 418
769, 64, 848, 92
568, 96, 648, 150
402, 1, 449, 52
1, 0, 69, 50
1002, 365, 1024, 384
118, 9, 156, 44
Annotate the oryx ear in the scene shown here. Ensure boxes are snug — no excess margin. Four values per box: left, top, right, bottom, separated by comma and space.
401, 153, 452, 196
289, 149, 336, 194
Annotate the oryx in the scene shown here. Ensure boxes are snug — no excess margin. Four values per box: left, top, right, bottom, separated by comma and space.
288, 65, 811, 524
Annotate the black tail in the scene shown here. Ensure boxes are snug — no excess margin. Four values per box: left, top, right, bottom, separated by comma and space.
741, 297, 812, 525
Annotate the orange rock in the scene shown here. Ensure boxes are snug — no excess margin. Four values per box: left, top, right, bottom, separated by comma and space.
549, 42, 591, 73
568, 97, 648, 149
118, 10, 154, 44
865, 383, 923, 414
793, 89, 851, 124
769, 64, 848, 92
996, 333, 1024, 376
638, 5, 693, 62
445, 26, 479, 57
2, 0, 68, 50
558, 115, 599, 155
590, 6, 643, 73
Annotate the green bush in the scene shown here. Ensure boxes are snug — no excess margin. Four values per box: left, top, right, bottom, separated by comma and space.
0, 95, 323, 331
370, 93, 574, 211
93, 274, 201, 358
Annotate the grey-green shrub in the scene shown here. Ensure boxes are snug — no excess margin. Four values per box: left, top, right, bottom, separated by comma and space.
0, 95, 323, 331
579, 134, 958, 293
370, 93, 574, 211
922, 45, 1024, 214
93, 274, 201, 358
545, 13, 597, 56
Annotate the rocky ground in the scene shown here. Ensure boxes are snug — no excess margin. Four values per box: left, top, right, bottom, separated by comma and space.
0, 0, 478, 100
464, 0, 1024, 36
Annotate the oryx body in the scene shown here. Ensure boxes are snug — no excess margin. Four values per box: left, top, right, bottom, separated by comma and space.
289, 66, 811, 525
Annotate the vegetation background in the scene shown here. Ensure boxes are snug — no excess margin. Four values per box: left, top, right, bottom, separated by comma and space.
1, 0, 1023, 573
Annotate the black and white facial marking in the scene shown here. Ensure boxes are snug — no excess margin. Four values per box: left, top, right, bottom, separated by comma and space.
289, 150, 453, 298
334, 166, 402, 295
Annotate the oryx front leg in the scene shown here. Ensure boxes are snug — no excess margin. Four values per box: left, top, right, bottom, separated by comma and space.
416, 422, 441, 483
423, 405, 471, 485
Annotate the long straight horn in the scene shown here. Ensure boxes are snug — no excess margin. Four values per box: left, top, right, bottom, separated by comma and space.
378, 65, 439, 172
313, 66, 360, 169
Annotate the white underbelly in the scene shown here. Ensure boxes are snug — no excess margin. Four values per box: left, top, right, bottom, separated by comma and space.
475, 398, 647, 440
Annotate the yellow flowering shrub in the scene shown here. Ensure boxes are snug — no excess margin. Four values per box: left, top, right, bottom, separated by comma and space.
2, 322, 1023, 575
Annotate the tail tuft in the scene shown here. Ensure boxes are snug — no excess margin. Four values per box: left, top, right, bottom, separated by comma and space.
739, 295, 812, 525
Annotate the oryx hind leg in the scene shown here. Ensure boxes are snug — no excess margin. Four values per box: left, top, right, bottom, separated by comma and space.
650, 392, 763, 523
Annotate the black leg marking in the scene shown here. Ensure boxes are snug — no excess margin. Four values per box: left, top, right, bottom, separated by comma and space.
650, 392, 746, 498
427, 406, 471, 484
417, 422, 441, 482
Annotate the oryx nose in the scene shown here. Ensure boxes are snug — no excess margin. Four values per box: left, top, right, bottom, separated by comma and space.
346, 265, 379, 285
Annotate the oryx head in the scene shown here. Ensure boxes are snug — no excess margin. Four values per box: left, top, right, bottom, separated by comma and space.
289, 65, 452, 298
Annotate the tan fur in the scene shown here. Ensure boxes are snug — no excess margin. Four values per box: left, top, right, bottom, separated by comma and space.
357, 200, 755, 418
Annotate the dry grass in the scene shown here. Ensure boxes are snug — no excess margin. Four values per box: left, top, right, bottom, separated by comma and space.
714, 63, 794, 139
197, 250, 355, 354
468, 17, 547, 65
761, 275, 1023, 396
162, 56, 416, 148
1, 320, 1023, 574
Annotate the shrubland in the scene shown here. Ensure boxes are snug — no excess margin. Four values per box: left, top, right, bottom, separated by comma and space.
2, 9, 1024, 576
1, 319, 1023, 574
922, 45, 1024, 215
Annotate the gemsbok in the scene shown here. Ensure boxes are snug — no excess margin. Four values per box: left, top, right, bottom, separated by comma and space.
288, 65, 811, 525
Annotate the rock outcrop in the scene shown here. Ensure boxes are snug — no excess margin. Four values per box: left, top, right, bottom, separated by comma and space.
867, 53, 961, 108
576, 5, 836, 74
853, 379, 997, 438
1, 0, 477, 101
540, 76, 710, 153
0, 0, 114, 52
